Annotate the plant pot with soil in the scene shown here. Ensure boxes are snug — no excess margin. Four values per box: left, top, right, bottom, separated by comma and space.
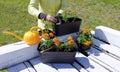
38, 36, 77, 63
76, 28, 93, 51
54, 9, 82, 36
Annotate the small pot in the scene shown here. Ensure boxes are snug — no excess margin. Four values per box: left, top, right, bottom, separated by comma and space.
76, 41, 89, 56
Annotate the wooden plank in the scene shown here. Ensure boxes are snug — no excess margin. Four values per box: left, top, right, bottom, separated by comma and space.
87, 47, 120, 72
0, 41, 39, 69
56, 32, 77, 42
95, 26, 120, 48
52, 63, 78, 72
75, 52, 110, 72
88, 55, 117, 72
24, 62, 36, 72
8, 63, 29, 72
72, 62, 88, 72
29, 57, 58, 72
92, 38, 120, 58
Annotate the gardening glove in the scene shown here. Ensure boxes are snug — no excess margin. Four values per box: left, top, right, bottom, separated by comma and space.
38, 13, 47, 19
38, 13, 57, 23
46, 15, 57, 23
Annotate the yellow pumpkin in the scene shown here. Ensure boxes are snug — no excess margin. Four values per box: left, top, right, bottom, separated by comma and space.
3, 26, 43, 45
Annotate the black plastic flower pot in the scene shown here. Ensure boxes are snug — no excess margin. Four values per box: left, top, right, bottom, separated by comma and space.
54, 17, 82, 36
76, 41, 89, 56
39, 51, 76, 63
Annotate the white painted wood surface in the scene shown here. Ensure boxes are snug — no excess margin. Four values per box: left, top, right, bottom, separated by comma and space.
75, 52, 110, 72
56, 32, 78, 42
95, 26, 120, 48
8, 63, 29, 72
72, 62, 88, 72
8, 62, 36, 72
52, 64, 78, 72
24, 62, 36, 72
1, 26, 120, 72
0, 41, 39, 69
88, 55, 117, 72
29, 57, 58, 72
87, 47, 120, 72
92, 38, 120, 58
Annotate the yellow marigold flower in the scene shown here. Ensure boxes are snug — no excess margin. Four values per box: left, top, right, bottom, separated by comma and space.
42, 33, 49, 38
54, 41, 60, 46
69, 40, 74, 45
53, 38, 59, 42
82, 28, 88, 34
64, 9, 67, 13
85, 41, 91, 46
67, 36, 73, 41
49, 32, 54, 37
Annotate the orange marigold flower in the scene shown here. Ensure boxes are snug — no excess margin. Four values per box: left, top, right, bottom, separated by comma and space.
67, 36, 73, 41
69, 40, 74, 45
49, 32, 54, 37
85, 41, 91, 46
82, 28, 88, 34
42, 33, 49, 38
64, 9, 67, 13
53, 38, 59, 42
54, 41, 60, 46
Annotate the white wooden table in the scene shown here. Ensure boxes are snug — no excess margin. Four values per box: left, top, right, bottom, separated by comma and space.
0, 26, 120, 72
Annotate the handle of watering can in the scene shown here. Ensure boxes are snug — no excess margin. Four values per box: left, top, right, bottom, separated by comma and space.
30, 26, 44, 34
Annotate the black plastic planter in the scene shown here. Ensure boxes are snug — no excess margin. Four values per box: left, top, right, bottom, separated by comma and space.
54, 18, 82, 36
76, 41, 89, 56
39, 51, 76, 63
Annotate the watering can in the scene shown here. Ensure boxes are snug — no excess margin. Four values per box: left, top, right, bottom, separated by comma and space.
3, 26, 44, 45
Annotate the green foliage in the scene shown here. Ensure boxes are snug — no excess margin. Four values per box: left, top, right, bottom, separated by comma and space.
77, 28, 93, 47
0, 0, 37, 46
67, 0, 120, 30
62, 41, 75, 52
56, 39, 75, 52
38, 38, 54, 51
38, 36, 75, 52
61, 10, 78, 22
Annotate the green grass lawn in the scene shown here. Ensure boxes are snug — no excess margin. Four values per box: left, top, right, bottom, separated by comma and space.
0, 69, 7, 72
0, 0, 120, 71
0, 0, 37, 46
